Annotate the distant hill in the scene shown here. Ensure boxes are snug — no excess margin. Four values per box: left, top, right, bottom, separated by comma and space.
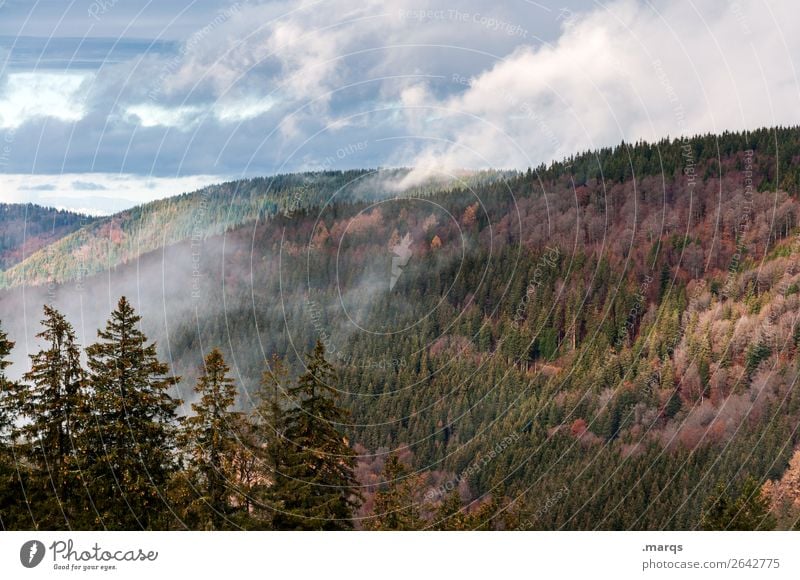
0, 169, 510, 289
0, 203, 94, 271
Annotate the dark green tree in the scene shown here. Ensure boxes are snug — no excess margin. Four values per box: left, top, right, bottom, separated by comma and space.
432, 489, 469, 530
83, 296, 181, 529
365, 452, 423, 530
248, 354, 291, 528
182, 348, 240, 529
7, 306, 88, 528
700, 477, 776, 530
273, 341, 360, 530
0, 320, 21, 529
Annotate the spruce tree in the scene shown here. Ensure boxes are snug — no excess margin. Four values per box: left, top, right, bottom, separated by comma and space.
83, 297, 181, 529
700, 477, 776, 530
0, 320, 19, 529
365, 452, 422, 530
249, 354, 291, 528
10, 306, 88, 528
273, 341, 360, 530
182, 348, 240, 529
432, 489, 469, 530
0, 320, 13, 440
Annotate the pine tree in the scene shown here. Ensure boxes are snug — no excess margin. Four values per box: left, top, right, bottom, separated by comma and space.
83, 297, 181, 529
272, 341, 361, 530
700, 477, 776, 530
249, 354, 291, 528
182, 348, 240, 529
8, 306, 88, 528
432, 489, 469, 530
365, 452, 422, 530
0, 320, 13, 439
0, 320, 20, 529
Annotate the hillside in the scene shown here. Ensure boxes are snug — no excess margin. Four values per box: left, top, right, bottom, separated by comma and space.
0, 203, 93, 270
0, 169, 511, 289
3, 126, 800, 529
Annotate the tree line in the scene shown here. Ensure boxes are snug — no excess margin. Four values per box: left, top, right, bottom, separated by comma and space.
0, 297, 366, 530
0, 297, 526, 530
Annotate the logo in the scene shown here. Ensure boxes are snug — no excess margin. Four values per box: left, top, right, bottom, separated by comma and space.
20, 540, 45, 568
390, 233, 413, 290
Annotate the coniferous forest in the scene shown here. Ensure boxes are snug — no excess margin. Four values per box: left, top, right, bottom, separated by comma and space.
4, 127, 800, 530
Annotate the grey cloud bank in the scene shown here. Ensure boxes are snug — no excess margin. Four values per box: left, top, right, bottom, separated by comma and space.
0, 0, 797, 211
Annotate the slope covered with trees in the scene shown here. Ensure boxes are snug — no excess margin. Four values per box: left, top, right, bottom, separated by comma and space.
2, 126, 800, 530
0, 203, 93, 270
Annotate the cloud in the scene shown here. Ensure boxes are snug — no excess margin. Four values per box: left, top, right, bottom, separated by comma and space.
0, 173, 229, 213
0, 72, 92, 129
18, 183, 57, 191
71, 180, 108, 191
213, 96, 277, 123
392, 0, 800, 176
122, 97, 278, 129
124, 103, 204, 129
1, 0, 799, 213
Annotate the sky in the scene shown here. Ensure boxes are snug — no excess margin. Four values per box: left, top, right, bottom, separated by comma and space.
0, 0, 797, 214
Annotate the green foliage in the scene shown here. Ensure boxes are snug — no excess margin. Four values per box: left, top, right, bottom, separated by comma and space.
82, 297, 181, 530
364, 453, 423, 530
4, 306, 87, 528
271, 341, 361, 530
701, 477, 776, 531
181, 348, 241, 529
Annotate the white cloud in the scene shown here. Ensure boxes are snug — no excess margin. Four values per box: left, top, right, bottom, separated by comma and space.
396, 0, 800, 176
124, 103, 204, 129
1, 173, 229, 214
213, 96, 277, 123
0, 72, 93, 129
122, 96, 278, 129
3, 0, 800, 207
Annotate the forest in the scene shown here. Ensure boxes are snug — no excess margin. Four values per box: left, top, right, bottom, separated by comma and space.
3, 126, 800, 530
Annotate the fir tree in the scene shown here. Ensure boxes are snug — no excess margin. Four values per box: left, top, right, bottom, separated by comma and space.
83, 297, 181, 529
249, 354, 291, 528
182, 348, 240, 529
272, 341, 360, 530
0, 320, 19, 529
365, 452, 422, 530
432, 489, 469, 530
700, 477, 776, 530
0, 320, 13, 439
9, 306, 88, 528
